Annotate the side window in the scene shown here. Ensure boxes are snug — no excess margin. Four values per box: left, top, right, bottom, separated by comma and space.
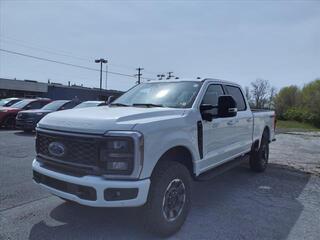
40, 101, 50, 108
60, 101, 76, 110
201, 84, 224, 115
26, 101, 42, 109
225, 85, 246, 111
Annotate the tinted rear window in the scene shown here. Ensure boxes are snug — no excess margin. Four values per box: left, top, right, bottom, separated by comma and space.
225, 85, 246, 111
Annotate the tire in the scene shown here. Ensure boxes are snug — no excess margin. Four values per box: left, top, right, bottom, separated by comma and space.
144, 161, 192, 237
250, 133, 269, 172
3, 116, 15, 129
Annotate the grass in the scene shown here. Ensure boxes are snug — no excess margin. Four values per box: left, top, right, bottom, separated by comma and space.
277, 120, 320, 131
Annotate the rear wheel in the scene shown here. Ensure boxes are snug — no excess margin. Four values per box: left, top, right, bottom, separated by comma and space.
144, 161, 192, 237
250, 133, 269, 172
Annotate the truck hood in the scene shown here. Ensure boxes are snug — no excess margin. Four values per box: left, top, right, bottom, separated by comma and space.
38, 106, 185, 134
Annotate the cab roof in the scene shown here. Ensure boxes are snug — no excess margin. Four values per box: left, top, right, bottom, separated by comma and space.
146, 78, 239, 87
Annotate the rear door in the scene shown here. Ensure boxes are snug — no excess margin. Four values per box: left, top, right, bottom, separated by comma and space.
224, 85, 253, 154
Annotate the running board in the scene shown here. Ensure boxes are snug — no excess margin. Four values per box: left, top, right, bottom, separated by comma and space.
196, 154, 250, 181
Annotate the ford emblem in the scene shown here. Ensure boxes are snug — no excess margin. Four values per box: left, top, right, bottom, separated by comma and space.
48, 142, 66, 157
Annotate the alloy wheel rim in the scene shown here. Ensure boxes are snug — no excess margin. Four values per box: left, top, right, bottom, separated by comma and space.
261, 143, 269, 165
162, 178, 186, 222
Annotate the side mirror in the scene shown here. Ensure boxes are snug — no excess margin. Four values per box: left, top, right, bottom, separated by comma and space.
217, 95, 237, 118
106, 95, 115, 105
200, 104, 215, 122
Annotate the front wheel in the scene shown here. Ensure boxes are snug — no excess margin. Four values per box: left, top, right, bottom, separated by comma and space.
250, 134, 269, 172
144, 161, 192, 237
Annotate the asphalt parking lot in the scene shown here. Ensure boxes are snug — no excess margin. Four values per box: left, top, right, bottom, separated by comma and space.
0, 130, 319, 240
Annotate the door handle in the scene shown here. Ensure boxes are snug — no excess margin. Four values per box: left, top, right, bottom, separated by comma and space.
227, 119, 239, 125
227, 120, 236, 125
247, 118, 253, 122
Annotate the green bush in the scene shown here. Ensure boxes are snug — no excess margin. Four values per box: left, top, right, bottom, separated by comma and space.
275, 79, 320, 128
283, 108, 306, 122
283, 107, 320, 127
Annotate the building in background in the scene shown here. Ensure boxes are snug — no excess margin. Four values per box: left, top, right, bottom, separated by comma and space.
0, 78, 123, 101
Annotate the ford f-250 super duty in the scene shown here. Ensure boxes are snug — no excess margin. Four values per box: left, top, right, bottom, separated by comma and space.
32, 78, 276, 237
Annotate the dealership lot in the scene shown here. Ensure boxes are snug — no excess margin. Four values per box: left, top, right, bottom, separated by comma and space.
1, 130, 319, 240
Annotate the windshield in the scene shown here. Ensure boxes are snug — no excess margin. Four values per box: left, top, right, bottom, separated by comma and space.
41, 100, 69, 111
74, 101, 101, 109
10, 99, 33, 109
0, 99, 10, 106
112, 81, 202, 108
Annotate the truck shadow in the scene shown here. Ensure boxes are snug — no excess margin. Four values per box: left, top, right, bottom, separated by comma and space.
14, 131, 35, 137
28, 164, 311, 240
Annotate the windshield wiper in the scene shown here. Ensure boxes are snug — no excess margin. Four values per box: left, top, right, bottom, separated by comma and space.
132, 103, 164, 108
110, 103, 131, 107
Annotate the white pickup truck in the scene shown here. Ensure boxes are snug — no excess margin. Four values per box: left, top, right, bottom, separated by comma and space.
32, 78, 276, 236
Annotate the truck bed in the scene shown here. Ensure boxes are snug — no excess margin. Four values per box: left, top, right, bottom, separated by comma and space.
252, 110, 276, 144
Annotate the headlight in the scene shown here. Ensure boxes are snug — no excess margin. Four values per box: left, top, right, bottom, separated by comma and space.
100, 131, 144, 178
36, 112, 44, 116
100, 137, 135, 174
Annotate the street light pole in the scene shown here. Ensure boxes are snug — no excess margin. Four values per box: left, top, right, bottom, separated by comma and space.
95, 58, 108, 91
99, 61, 103, 90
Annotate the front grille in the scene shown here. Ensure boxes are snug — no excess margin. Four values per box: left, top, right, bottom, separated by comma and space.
17, 112, 31, 120
36, 130, 100, 168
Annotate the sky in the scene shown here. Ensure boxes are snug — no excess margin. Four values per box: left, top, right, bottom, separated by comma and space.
0, 0, 319, 92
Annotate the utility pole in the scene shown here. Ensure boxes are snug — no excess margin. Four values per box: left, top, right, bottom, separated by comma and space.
94, 58, 108, 90
167, 72, 174, 79
135, 67, 144, 84
105, 63, 108, 89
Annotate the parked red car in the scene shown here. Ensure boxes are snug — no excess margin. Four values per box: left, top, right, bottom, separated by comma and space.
0, 98, 51, 128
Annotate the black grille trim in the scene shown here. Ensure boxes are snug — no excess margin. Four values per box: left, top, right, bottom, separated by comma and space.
33, 171, 97, 201
37, 156, 100, 177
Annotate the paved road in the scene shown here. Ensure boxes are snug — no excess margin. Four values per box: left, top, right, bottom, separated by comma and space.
0, 130, 319, 240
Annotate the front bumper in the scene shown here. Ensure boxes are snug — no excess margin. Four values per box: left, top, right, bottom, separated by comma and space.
32, 160, 150, 207
16, 119, 37, 130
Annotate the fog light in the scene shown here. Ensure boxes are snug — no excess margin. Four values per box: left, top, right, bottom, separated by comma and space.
107, 161, 129, 171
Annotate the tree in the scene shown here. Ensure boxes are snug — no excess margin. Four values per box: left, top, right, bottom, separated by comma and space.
250, 79, 271, 109
244, 86, 251, 101
268, 86, 277, 109
274, 85, 301, 118
301, 79, 320, 126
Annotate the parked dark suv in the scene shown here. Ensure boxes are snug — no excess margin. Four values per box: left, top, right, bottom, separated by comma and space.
0, 98, 51, 128
16, 100, 80, 132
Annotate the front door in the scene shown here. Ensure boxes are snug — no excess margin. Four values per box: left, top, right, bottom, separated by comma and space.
199, 84, 239, 173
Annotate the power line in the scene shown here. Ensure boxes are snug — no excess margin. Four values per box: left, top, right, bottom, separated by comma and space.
0, 35, 160, 76
0, 48, 154, 80
0, 38, 89, 62
0, 35, 89, 61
